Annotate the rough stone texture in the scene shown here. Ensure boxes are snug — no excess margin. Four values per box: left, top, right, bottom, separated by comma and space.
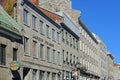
39, 0, 80, 26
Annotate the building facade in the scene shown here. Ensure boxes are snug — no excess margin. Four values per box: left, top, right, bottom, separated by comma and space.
107, 53, 114, 80
16, 0, 64, 80
113, 63, 120, 80
0, 5, 23, 80
1, 0, 120, 80
78, 19, 100, 80
93, 34, 108, 80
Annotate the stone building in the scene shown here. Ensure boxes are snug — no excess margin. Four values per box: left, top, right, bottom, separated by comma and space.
38, 0, 101, 79
0, 5, 23, 80
1, 0, 80, 80
107, 53, 114, 80
113, 63, 120, 80
78, 19, 100, 80
93, 34, 108, 80
16, 0, 64, 80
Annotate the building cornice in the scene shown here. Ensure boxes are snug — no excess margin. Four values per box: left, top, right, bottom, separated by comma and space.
78, 17, 98, 44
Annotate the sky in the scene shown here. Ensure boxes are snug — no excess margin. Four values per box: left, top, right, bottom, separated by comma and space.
71, 0, 120, 63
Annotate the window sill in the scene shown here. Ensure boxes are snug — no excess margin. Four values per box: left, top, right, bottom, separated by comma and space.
33, 29, 38, 32
33, 56, 39, 59
0, 65, 7, 68
24, 23, 30, 28
40, 33, 45, 36
47, 37, 51, 39
52, 39, 56, 42
40, 58, 45, 61
24, 54, 31, 57
47, 60, 51, 63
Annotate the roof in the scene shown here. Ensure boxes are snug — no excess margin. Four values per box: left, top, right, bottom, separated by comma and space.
114, 63, 120, 67
39, 7, 62, 22
78, 17, 98, 44
23, 0, 61, 29
55, 12, 80, 38
0, 6, 22, 36
107, 53, 114, 60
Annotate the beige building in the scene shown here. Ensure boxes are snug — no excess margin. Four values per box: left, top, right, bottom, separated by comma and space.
39, 0, 101, 80
1, 0, 120, 80
107, 53, 114, 80
93, 34, 108, 80
16, 0, 64, 80
113, 63, 120, 80
0, 5, 23, 80
78, 19, 100, 80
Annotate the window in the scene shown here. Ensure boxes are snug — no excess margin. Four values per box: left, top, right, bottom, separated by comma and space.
47, 72, 50, 80
62, 50, 64, 63
52, 50, 55, 63
70, 35, 72, 46
32, 70, 37, 80
52, 73, 56, 80
33, 41, 37, 57
40, 20, 43, 34
46, 25, 50, 38
32, 15, 36, 30
70, 54, 72, 63
62, 29, 64, 41
76, 57, 78, 63
24, 37, 29, 54
57, 52, 60, 64
23, 9, 28, 24
66, 52, 68, 62
66, 32, 68, 44
46, 47, 50, 61
40, 44, 44, 59
39, 71, 44, 80
73, 38, 75, 48
73, 55, 75, 64
13, 48, 17, 61
0, 44, 6, 65
52, 29, 55, 41
13, 4, 17, 21
57, 32, 60, 43
76, 40, 78, 50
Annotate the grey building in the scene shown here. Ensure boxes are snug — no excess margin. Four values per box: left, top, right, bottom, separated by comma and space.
78, 19, 100, 80
0, 5, 23, 80
93, 34, 108, 80
107, 53, 114, 80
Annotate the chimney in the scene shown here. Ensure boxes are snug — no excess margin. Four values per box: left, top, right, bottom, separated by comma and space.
30, 0, 39, 6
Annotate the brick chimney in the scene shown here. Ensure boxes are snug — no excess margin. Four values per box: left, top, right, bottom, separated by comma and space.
30, 0, 39, 6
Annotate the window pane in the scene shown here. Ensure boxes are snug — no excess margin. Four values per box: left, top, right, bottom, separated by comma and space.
32, 15, 36, 30
52, 50, 55, 63
52, 29, 55, 41
40, 20, 43, 33
57, 32, 60, 43
0, 44, 6, 65
39, 71, 44, 80
24, 37, 29, 54
46, 25, 49, 38
33, 70, 37, 80
13, 48, 17, 61
23, 9, 28, 24
46, 47, 50, 61
33, 41, 37, 57
40, 44, 44, 59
